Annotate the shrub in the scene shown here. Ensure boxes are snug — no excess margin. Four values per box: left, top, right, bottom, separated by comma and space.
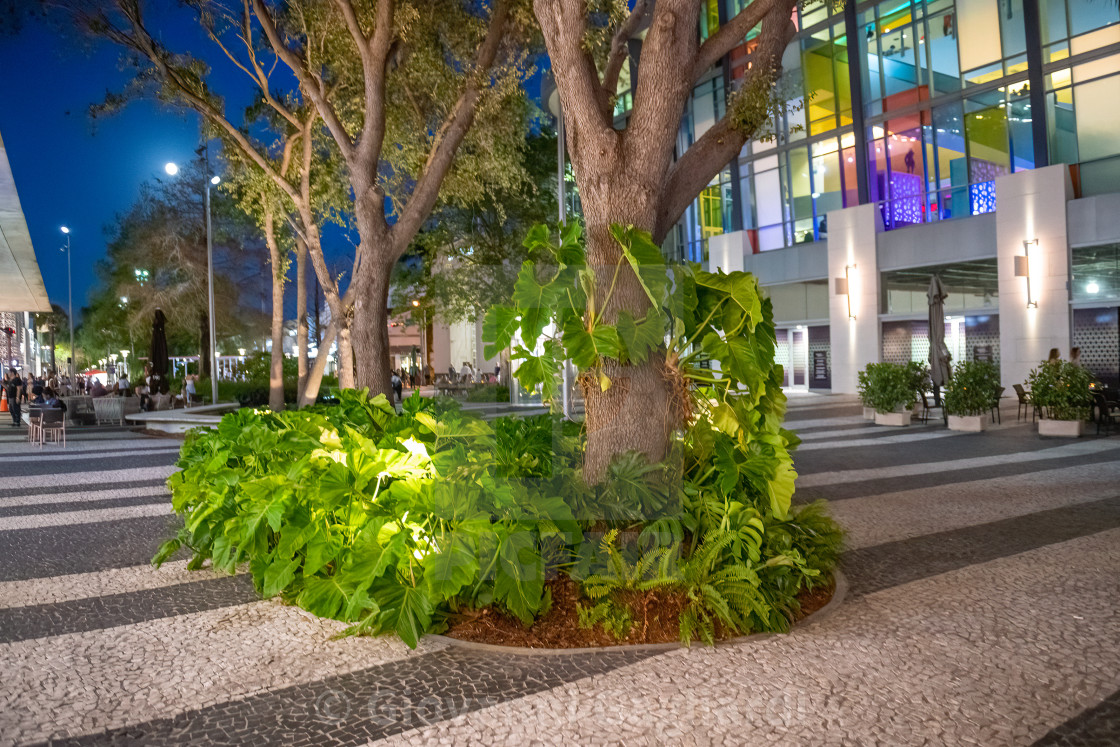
465, 384, 510, 403
858, 362, 919, 414
1027, 360, 1092, 421
943, 361, 1000, 417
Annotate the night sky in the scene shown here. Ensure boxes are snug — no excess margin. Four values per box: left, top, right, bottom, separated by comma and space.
0, 7, 547, 325
0, 8, 221, 320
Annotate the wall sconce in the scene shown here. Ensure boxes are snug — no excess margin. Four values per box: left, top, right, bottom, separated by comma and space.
1016, 239, 1038, 309
834, 264, 857, 320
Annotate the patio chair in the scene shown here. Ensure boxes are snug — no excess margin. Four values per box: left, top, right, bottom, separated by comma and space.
919, 391, 943, 424
1012, 384, 1036, 422
1092, 391, 1119, 436
39, 407, 66, 447
26, 405, 43, 445
989, 386, 1005, 424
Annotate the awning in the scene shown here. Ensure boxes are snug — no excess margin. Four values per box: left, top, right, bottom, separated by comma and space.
0, 128, 51, 313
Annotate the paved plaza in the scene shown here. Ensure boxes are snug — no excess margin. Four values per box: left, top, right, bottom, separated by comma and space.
1, 396, 1118, 745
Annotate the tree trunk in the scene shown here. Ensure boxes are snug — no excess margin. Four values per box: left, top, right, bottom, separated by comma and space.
350, 260, 393, 399
263, 203, 286, 412
296, 235, 309, 398
579, 182, 674, 483
298, 319, 338, 408
49, 327, 56, 374
337, 324, 356, 389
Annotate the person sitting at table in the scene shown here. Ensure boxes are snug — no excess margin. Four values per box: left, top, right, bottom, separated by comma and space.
89, 378, 108, 398
43, 387, 66, 411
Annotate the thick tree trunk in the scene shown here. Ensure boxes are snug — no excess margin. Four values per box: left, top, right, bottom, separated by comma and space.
296, 236, 309, 398
49, 328, 56, 374
579, 181, 675, 483
350, 260, 394, 399
263, 204, 286, 412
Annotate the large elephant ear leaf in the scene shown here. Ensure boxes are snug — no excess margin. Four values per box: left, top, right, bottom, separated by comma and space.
616, 311, 665, 365
483, 305, 520, 361
562, 314, 622, 369
610, 224, 671, 308
557, 221, 586, 265
512, 260, 562, 345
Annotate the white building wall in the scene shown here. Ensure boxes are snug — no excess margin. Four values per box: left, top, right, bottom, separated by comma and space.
995, 165, 1073, 389
827, 204, 882, 394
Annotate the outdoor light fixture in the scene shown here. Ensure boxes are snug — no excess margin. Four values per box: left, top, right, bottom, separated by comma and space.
211, 175, 221, 185
1016, 239, 1038, 308
1087, 281, 1100, 294
835, 264, 857, 320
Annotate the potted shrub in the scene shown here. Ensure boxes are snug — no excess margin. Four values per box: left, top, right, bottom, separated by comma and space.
860, 362, 917, 426
1028, 360, 1092, 437
943, 360, 999, 432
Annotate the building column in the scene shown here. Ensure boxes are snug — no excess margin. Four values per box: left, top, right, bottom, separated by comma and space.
995, 164, 1072, 388
706, 231, 748, 273
827, 204, 882, 393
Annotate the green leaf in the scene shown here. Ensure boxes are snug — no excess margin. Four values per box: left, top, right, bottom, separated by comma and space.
512, 260, 562, 345
512, 340, 562, 401
494, 529, 544, 626
421, 534, 480, 601
615, 311, 665, 364
379, 584, 435, 649
262, 557, 300, 597
610, 224, 671, 308
561, 314, 621, 369
483, 305, 521, 360
345, 525, 404, 582
297, 575, 348, 619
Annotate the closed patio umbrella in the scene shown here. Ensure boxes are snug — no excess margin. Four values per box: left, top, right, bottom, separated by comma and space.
928, 275, 952, 405
150, 309, 170, 395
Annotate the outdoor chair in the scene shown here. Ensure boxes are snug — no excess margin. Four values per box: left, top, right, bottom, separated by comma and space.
989, 386, 1005, 424
39, 407, 66, 447
1012, 384, 1036, 422
1092, 391, 1119, 436
919, 391, 943, 424
26, 405, 43, 445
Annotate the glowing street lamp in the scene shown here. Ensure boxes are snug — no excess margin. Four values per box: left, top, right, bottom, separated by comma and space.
59, 227, 74, 380
165, 158, 221, 404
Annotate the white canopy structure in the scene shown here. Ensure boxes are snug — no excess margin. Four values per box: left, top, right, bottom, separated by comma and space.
0, 128, 51, 313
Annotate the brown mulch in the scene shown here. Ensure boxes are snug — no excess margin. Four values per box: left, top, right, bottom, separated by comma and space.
442, 575, 836, 649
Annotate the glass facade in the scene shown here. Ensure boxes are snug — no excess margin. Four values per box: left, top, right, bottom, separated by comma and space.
673, 0, 1120, 256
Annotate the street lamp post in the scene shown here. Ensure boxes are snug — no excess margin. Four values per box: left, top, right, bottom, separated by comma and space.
165, 158, 220, 406
60, 227, 74, 381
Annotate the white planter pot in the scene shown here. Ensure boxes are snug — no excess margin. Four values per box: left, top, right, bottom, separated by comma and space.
863, 407, 876, 420
1038, 418, 1084, 437
874, 411, 911, 427
948, 414, 987, 432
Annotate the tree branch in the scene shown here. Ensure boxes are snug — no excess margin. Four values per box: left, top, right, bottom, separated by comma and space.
251, 0, 356, 164
693, 0, 779, 80
600, 0, 649, 103
655, 4, 797, 242
391, 0, 512, 256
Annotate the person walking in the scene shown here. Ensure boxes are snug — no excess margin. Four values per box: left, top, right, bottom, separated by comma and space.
6, 368, 23, 427
390, 370, 403, 402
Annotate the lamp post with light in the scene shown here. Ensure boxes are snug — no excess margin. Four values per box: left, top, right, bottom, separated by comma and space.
60, 226, 74, 381
164, 159, 220, 406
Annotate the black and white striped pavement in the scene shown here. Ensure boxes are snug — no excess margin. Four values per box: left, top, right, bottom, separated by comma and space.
0, 400, 1118, 746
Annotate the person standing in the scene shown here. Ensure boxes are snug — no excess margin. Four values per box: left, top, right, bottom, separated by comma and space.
6, 369, 23, 427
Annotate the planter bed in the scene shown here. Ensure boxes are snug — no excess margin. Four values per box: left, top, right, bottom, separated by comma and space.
948, 414, 987, 432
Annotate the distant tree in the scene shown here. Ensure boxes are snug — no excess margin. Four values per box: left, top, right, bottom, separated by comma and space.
48, 0, 537, 401
81, 160, 268, 375
395, 127, 558, 324
33, 304, 69, 375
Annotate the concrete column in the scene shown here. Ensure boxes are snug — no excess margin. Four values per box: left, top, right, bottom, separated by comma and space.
995, 165, 1072, 389
706, 231, 748, 273
827, 204, 882, 393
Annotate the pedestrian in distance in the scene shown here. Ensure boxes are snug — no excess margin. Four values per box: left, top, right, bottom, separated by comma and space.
390, 370, 403, 402
6, 368, 24, 427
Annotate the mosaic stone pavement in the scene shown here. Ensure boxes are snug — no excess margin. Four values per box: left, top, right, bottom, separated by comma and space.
1, 396, 1118, 746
